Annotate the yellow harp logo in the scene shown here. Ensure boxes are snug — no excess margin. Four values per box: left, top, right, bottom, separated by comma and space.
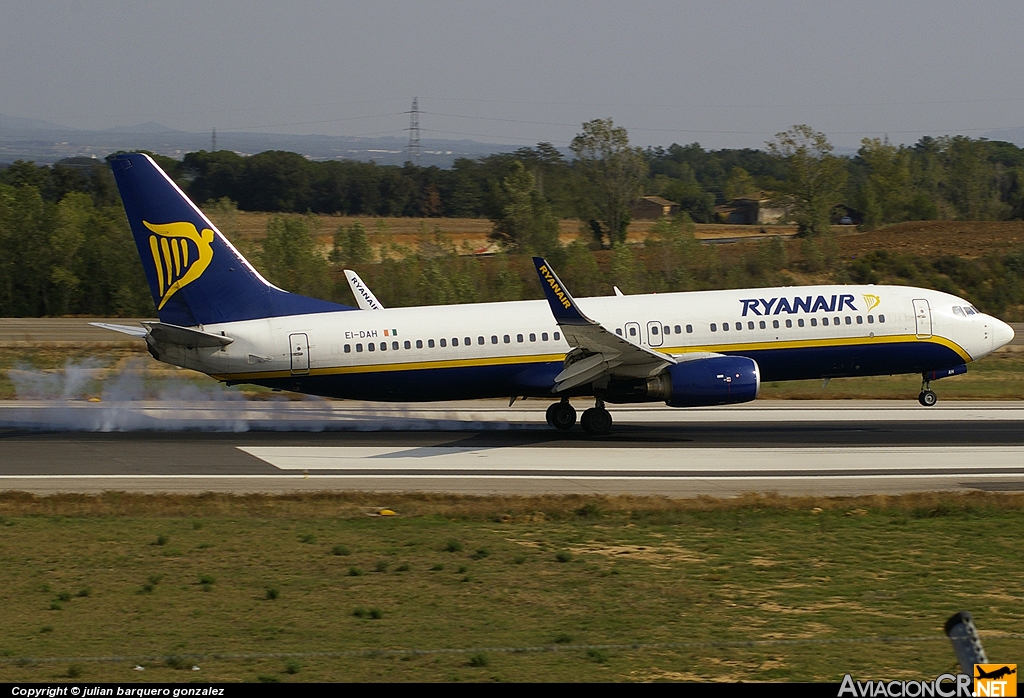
144, 220, 215, 309
863, 294, 881, 312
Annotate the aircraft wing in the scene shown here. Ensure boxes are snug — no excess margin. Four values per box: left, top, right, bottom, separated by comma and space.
344, 270, 384, 310
532, 257, 675, 392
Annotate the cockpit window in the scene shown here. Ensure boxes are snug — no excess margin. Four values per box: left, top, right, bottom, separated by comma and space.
953, 306, 965, 317
964, 306, 976, 316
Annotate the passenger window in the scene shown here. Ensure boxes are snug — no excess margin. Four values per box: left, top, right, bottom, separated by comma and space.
867, 315, 874, 324
553, 332, 560, 341
541, 332, 548, 341
664, 325, 670, 334
953, 306, 965, 317
452, 337, 459, 347
834, 317, 840, 325
368, 343, 375, 352
428, 339, 435, 348
465, 337, 471, 346
711, 323, 717, 332
773, 320, 779, 329
686, 324, 693, 333
416, 339, 423, 349
478, 336, 485, 345
440, 339, 446, 347
856, 316, 863, 325
517, 334, 524, 342
356, 343, 363, 352
629, 327, 637, 337
811, 318, 818, 327
404, 341, 411, 349
785, 319, 792, 328
503, 335, 510, 343
381, 342, 387, 351
530, 333, 537, 342
879, 314, 885, 323
845, 316, 852, 325
491, 335, 498, 344
675, 325, 682, 334
651, 326, 659, 335
615, 328, 622, 336
735, 322, 742, 331
821, 317, 827, 326
798, 319, 805, 327
344, 344, 351, 353
722, 322, 729, 331
748, 321, 755, 330
759, 321, 766, 329
393, 341, 399, 350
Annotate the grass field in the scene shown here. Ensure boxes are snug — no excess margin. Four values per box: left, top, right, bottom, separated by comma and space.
0, 492, 1021, 683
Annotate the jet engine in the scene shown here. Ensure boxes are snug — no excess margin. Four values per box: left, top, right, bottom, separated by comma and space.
599, 356, 760, 407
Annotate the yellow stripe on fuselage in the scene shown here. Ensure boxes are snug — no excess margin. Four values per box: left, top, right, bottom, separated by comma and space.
212, 333, 971, 382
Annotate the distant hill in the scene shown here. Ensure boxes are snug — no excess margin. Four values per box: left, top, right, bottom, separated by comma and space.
984, 127, 1024, 146
0, 113, 526, 167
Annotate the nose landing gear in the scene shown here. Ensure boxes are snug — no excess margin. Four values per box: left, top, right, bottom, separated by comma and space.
918, 377, 937, 407
545, 399, 577, 430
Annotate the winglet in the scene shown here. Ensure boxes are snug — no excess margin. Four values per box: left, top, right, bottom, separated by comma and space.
532, 257, 593, 326
344, 270, 384, 310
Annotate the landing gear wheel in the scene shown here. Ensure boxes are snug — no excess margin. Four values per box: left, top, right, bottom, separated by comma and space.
580, 407, 613, 435
918, 390, 937, 407
546, 401, 577, 430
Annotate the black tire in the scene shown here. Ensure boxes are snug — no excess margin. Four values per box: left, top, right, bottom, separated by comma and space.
919, 390, 937, 407
548, 402, 577, 430
581, 407, 612, 435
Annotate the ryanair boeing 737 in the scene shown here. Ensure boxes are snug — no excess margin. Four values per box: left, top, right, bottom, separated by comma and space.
97, 153, 1015, 434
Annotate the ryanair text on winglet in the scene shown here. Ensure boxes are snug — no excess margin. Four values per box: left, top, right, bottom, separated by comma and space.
539, 265, 572, 310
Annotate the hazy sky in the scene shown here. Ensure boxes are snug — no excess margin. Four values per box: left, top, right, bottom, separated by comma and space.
4, 1, 1024, 151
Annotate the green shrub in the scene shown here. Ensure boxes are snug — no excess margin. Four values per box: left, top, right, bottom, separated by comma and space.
445, 539, 463, 552
468, 653, 489, 667
266, 587, 279, 600
331, 544, 350, 556
348, 566, 363, 577
555, 551, 573, 563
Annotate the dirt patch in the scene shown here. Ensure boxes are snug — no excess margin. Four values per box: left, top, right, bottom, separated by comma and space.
837, 221, 1024, 259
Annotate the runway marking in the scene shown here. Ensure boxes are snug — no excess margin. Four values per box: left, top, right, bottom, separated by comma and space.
237, 445, 1024, 472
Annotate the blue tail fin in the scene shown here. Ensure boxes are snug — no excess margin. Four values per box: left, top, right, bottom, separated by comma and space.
109, 153, 351, 326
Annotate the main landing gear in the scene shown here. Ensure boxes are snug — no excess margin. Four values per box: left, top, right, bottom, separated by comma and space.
545, 399, 577, 430
545, 399, 614, 435
581, 400, 613, 435
919, 376, 938, 407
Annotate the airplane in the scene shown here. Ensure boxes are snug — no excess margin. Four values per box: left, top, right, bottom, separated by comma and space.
97, 153, 1016, 435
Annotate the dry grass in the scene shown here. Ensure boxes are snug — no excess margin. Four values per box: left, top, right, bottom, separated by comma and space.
0, 491, 1021, 682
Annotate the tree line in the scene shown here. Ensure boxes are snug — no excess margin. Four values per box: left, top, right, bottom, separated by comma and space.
3, 121, 1024, 319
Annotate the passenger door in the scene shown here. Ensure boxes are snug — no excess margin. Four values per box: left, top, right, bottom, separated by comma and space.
912, 299, 932, 339
289, 333, 310, 374
647, 320, 664, 347
624, 322, 642, 346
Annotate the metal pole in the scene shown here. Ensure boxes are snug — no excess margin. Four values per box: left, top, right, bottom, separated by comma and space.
944, 611, 988, 674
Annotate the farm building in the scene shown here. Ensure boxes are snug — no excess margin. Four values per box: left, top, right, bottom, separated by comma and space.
714, 195, 787, 225
631, 195, 682, 219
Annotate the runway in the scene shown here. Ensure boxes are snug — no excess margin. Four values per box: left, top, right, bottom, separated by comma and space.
2, 400, 1023, 497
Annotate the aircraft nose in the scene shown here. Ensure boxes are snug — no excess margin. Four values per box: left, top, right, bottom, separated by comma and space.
993, 318, 1015, 350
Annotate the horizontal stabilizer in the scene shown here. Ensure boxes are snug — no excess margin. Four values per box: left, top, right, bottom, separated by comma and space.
142, 322, 233, 348
89, 322, 148, 337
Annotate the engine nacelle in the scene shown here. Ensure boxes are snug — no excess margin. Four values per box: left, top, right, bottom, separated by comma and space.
659, 355, 760, 407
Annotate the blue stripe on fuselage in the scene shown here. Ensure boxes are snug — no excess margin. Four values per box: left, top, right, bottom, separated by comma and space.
244, 340, 966, 402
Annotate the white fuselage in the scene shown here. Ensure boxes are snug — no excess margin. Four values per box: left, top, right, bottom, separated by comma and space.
148, 283, 1013, 402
